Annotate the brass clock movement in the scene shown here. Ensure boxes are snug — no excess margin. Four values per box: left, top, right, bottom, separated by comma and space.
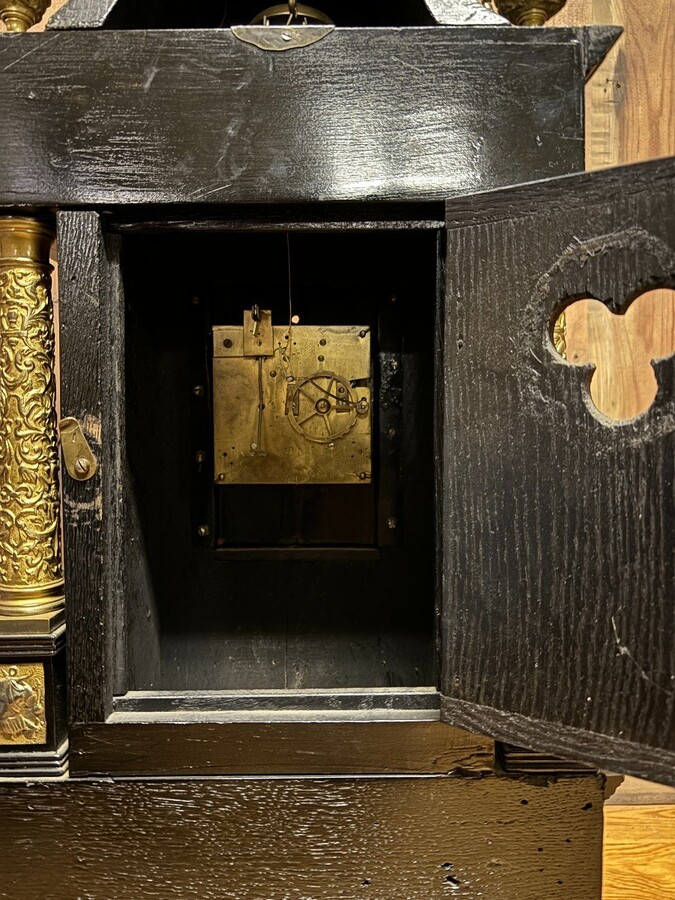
213, 307, 372, 485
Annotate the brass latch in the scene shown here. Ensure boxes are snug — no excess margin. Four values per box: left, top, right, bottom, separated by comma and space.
59, 417, 98, 481
233, 1, 334, 51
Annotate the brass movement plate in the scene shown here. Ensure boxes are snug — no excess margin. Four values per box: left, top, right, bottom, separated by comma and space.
0, 663, 47, 745
213, 323, 371, 484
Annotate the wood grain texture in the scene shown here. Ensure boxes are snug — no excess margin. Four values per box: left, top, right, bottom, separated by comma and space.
607, 776, 675, 806
69, 720, 494, 777
47, 0, 119, 28
562, 289, 675, 421
603, 805, 675, 900
441, 157, 675, 785
441, 696, 675, 788
57, 211, 124, 723
551, 0, 675, 441
0, 28, 592, 206
551, 0, 675, 169
0, 775, 605, 899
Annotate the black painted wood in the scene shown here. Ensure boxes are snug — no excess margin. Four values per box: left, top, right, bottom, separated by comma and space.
0, 775, 605, 899
48, 0, 120, 28
110, 203, 446, 232
112, 687, 440, 714
57, 211, 127, 722
0, 27, 617, 207
69, 720, 493, 777
440, 157, 675, 785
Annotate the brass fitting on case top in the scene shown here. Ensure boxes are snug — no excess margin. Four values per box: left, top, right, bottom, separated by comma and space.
0, 0, 52, 32
495, 0, 566, 26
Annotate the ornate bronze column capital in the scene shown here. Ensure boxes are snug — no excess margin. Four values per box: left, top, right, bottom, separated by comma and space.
0, 216, 64, 632
0, 0, 51, 32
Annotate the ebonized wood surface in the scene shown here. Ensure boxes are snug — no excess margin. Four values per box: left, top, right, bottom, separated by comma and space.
69, 720, 493, 777
0, 775, 604, 899
441, 157, 675, 785
48, 0, 119, 28
57, 211, 127, 722
0, 27, 613, 206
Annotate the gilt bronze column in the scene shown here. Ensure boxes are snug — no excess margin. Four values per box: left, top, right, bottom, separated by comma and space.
0, 218, 67, 771
0, 218, 64, 632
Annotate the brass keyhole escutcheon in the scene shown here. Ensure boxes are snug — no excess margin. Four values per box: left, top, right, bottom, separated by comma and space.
552, 288, 675, 423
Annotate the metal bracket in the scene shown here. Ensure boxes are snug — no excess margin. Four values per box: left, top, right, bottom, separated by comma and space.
232, 25, 334, 51
59, 417, 98, 481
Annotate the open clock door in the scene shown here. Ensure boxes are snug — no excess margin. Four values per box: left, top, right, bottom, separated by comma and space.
440, 157, 675, 785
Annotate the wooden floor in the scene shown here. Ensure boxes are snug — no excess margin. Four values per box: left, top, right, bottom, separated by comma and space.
604, 778, 675, 899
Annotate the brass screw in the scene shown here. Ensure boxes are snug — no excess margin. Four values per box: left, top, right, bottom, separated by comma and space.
197, 525, 210, 538
195, 451, 206, 464
74, 457, 91, 477
192, 385, 205, 398
494, 0, 566, 25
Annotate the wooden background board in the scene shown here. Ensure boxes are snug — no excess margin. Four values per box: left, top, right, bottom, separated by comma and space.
551, 0, 675, 170
559, 289, 675, 423
441, 158, 675, 785
0, 775, 605, 900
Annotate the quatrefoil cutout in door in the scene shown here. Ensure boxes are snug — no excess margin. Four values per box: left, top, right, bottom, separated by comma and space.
553, 288, 675, 422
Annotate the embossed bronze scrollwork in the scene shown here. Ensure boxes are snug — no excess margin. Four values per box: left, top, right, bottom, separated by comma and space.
0, 218, 64, 622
